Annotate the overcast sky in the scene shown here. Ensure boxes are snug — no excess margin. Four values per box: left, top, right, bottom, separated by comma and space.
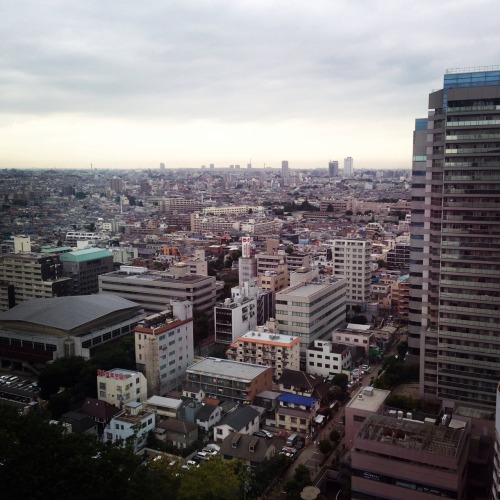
1, 0, 500, 170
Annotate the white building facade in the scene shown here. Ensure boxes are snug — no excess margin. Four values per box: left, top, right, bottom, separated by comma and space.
329, 239, 372, 307
306, 340, 352, 377
275, 276, 347, 352
134, 301, 194, 396
97, 368, 148, 408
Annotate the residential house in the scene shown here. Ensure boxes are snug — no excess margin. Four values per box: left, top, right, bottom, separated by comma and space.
213, 406, 260, 443
219, 433, 276, 466
154, 418, 199, 449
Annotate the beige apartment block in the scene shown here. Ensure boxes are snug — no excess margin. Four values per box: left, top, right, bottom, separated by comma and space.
226, 327, 300, 380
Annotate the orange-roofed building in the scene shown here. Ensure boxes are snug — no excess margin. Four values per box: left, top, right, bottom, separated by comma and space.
226, 323, 301, 380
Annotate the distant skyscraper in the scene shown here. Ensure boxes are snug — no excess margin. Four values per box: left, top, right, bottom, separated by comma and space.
328, 160, 339, 177
159, 163, 165, 170
343, 157, 353, 176
410, 67, 500, 409
281, 160, 289, 177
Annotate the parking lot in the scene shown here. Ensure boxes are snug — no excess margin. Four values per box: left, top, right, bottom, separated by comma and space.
0, 374, 39, 410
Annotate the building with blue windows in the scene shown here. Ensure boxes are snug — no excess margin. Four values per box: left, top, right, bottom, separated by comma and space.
409, 67, 500, 410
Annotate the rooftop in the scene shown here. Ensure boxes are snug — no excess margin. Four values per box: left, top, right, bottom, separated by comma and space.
147, 395, 183, 409
0, 294, 142, 333
347, 386, 390, 413
356, 413, 466, 458
187, 357, 270, 381
59, 247, 113, 262
104, 269, 211, 284
238, 330, 300, 346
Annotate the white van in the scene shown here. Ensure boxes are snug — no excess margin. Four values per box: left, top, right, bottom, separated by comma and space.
286, 432, 299, 447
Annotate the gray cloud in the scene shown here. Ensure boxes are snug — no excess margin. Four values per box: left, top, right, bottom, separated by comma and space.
1, 0, 500, 167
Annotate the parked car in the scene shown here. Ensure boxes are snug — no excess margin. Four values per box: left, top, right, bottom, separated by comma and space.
361, 365, 371, 373
253, 431, 270, 439
261, 430, 274, 439
295, 440, 305, 450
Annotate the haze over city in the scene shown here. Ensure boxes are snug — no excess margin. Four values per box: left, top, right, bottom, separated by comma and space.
2, 0, 500, 169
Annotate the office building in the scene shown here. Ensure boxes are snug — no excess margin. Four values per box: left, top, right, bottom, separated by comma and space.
493, 382, 500, 500
330, 239, 372, 307
344, 156, 353, 176
386, 241, 410, 272
281, 160, 289, 178
214, 296, 257, 345
275, 276, 347, 352
134, 300, 194, 396
0, 253, 72, 312
328, 160, 339, 177
351, 413, 469, 500
98, 265, 217, 315
410, 68, 500, 408
96, 368, 148, 408
59, 247, 114, 295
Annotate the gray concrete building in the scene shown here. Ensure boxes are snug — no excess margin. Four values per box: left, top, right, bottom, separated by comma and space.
410, 67, 500, 408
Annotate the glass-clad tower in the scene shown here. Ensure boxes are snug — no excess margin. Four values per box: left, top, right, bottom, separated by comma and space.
410, 67, 500, 408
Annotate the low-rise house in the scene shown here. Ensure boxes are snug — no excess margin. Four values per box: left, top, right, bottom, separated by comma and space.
196, 404, 223, 434
213, 406, 260, 443
78, 397, 121, 433
146, 395, 183, 419
219, 432, 275, 466
154, 418, 199, 449
59, 411, 97, 434
103, 402, 155, 452
275, 393, 319, 437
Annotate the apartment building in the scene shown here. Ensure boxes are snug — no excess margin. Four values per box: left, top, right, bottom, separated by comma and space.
306, 340, 351, 377
182, 357, 272, 404
275, 276, 347, 352
98, 265, 216, 315
226, 324, 301, 379
134, 301, 194, 396
329, 239, 372, 307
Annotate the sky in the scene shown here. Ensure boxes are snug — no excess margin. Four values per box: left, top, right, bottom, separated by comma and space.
2, 0, 500, 170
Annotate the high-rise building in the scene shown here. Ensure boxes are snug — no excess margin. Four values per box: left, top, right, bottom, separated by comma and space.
328, 160, 339, 177
275, 276, 346, 353
329, 239, 372, 307
0, 253, 72, 311
344, 157, 353, 176
281, 160, 289, 178
410, 68, 500, 408
134, 301, 194, 396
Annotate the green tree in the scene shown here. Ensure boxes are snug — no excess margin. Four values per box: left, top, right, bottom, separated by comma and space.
345, 210, 353, 216
285, 244, 294, 254
285, 464, 312, 499
177, 456, 241, 500
75, 192, 87, 200
326, 204, 334, 212
329, 429, 341, 443
376, 259, 387, 268
318, 439, 333, 454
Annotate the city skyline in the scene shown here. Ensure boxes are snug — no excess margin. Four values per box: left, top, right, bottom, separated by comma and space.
2, 1, 500, 169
